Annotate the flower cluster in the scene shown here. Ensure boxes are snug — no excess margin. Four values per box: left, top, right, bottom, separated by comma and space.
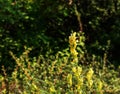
69, 32, 78, 62
98, 80, 103, 93
86, 68, 94, 88
67, 74, 72, 87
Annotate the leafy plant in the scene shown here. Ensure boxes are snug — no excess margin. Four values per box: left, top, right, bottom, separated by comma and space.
0, 32, 120, 94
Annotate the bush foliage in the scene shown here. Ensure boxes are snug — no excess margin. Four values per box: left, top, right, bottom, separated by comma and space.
0, 32, 120, 93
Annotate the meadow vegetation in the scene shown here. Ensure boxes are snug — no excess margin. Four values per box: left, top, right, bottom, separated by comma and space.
0, 0, 120, 93
0, 32, 120, 94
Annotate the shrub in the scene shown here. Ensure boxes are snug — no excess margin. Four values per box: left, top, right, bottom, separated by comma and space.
0, 32, 120, 94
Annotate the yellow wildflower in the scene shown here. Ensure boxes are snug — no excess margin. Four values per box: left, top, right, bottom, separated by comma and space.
72, 67, 77, 73
89, 80, 93, 88
49, 86, 56, 93
67, 74, 72, 87
77, 66, 82, 76
69, 32, 78, 62
98, 80, 103, 91
69, 32, 76, 46
86, 68, 94, 88
86, 68, 94, 81
76, 77, 83, 90
72, 66, 82, 77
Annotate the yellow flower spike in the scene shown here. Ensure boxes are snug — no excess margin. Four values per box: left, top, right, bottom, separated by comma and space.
77, 77, 83, 90
69, 32, 76, 44
89, 80, 93, 88
77, 66, 82, 76
72, 67, 77, 73
74, 66, 82, 78
98, 80, 103, 91
70, 49, 78, 57
67, 74, 72, 87
69, 32, 77, 54
49, 86, 56, 93
86, 68, 94, 88
86, 68, 94, 81
69, 32, 78, 63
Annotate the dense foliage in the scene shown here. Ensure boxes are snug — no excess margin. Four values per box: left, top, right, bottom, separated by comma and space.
0, 32, 120, 93
0, 0, 120, 93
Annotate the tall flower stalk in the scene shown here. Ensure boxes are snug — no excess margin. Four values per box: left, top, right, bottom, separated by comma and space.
69, 32, 78, 63
86, 68, 94, 89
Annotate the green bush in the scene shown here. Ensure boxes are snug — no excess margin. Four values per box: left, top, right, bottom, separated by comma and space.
0, 32, 120, 93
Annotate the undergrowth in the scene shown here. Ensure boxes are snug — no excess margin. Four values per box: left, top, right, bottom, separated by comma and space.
0, 32, 120, 94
